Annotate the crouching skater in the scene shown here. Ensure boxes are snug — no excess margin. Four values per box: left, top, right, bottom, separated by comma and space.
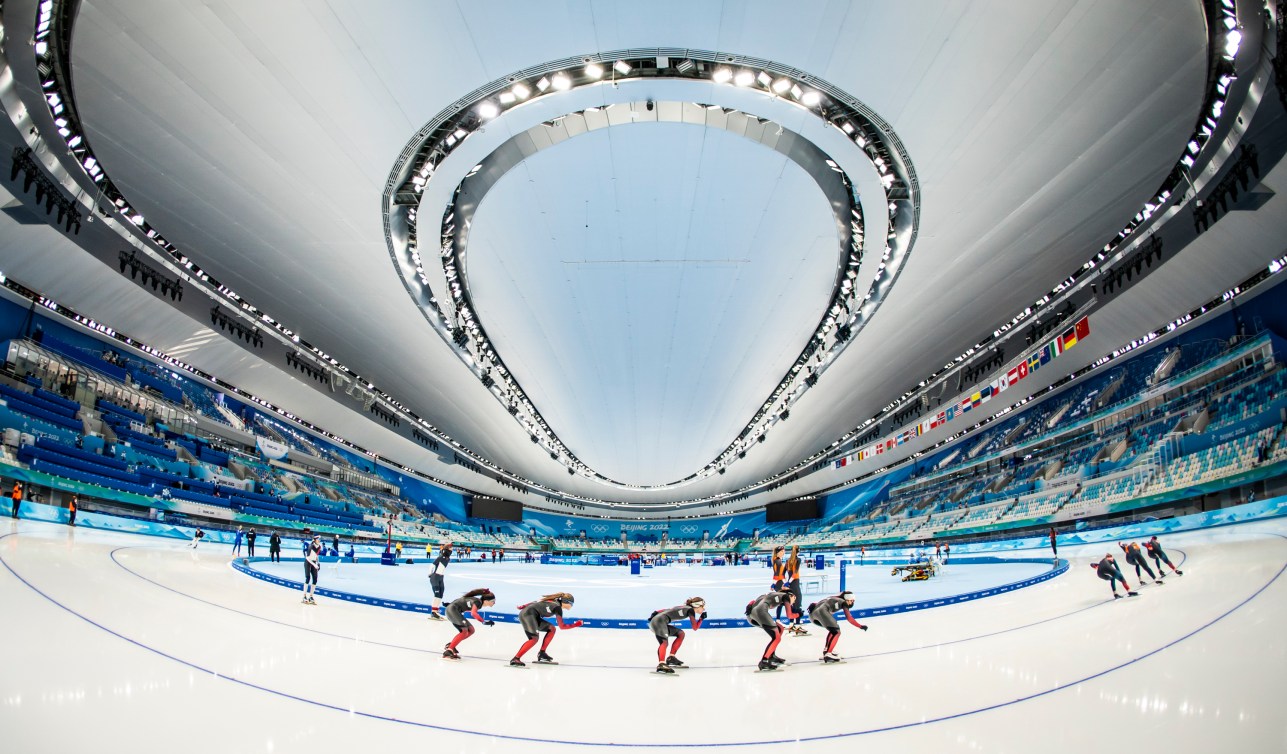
511, 592, 581, 667
649, 597, 706, 674
808, 591, 868, 663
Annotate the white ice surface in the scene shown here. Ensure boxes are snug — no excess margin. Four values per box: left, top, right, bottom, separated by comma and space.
1, 518, 1284, 752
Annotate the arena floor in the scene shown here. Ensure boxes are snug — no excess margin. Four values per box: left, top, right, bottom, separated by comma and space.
2, 517, 1283, 751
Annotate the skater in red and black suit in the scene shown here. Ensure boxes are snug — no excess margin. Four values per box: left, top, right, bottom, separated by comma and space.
746, 590, 796, 671
1119, 542, 1163, 585
808, 591, 868, 663
442, 588, 496, 659
649, 597, 706, 674
1090, 553, 1138, 599
510, 592, 581, 667
1144, 536, 1183, 576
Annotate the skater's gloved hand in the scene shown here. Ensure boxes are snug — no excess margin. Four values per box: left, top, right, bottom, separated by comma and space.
569, 620, 583, 629
859, 624, 869, 631
483, 620, 495, 627
699, 611, 707, 621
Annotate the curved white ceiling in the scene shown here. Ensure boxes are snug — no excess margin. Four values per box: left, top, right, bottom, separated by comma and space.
467, 122, 837, 485
53, 0, 1210, 502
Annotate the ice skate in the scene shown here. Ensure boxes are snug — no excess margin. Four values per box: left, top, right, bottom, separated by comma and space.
822, 653, 843, 664
655, 663, 676, 675
535, 651, 558, 665
756, 658, 779, 672
509, 658, 526, 668
427, 611, 445, 621
665, 655, 687, 668
769, 653, 787, 666
442, 649, 460, 660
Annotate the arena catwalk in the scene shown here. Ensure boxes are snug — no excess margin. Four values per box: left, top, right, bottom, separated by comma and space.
1, 517, 1283, 751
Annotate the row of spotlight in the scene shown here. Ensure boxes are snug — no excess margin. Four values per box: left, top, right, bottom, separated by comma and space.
473, 58, 828, 123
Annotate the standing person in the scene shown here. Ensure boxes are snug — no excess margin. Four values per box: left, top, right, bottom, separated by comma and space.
1049, 527, 1058, 564
395, 541, 403, 561
427, 542, 454, 620
246, 529, 257, 557
1119, 542, 1163, 585
10, 481, 22, 519
332, 533, 340, 556
442, 588, 497, 659
784, 546, 807, 635
648, 597, 706, 674
232, 526, 244, 557
425, 541, 432, 561
511, 593, 581, 667
942, 542, 950, 564
770, 546, 787, 620
1144, 536, 1184, 576
860, 546, 866, 565
934, 541, 943, 561
269, 531, 281, 563
808, 591, 869, 663
1090, 553, 1138, 599
67, 494, 78, 526
746, 590, 796, 671
302, 534, 322, 605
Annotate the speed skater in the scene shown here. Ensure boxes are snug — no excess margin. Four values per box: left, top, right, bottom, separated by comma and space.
442, 588, 496, 659
807, 591, 868, 663
746, 590, 796, 671
511, 592, 582, 667
648, 597, 706, 674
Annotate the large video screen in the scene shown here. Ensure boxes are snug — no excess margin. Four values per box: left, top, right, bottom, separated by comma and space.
764, 497, 820, 523
469, 495, 523, 522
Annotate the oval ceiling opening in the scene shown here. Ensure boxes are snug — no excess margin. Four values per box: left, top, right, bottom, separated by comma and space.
466, 121, 839, 485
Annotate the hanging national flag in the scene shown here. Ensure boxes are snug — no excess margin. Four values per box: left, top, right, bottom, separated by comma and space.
1060, 326, 1078, 351
1018, 361, 1029, 380
1007, 366, 1020, 385
1076, 316, 1090, 341
1042, 342, 1055, 364
945, 405, 958, 422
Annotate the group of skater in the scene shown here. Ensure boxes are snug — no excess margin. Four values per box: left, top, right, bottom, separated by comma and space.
1088, 535, 1184, 598
271, 529, 1187, 669
427, 585, 868, 673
